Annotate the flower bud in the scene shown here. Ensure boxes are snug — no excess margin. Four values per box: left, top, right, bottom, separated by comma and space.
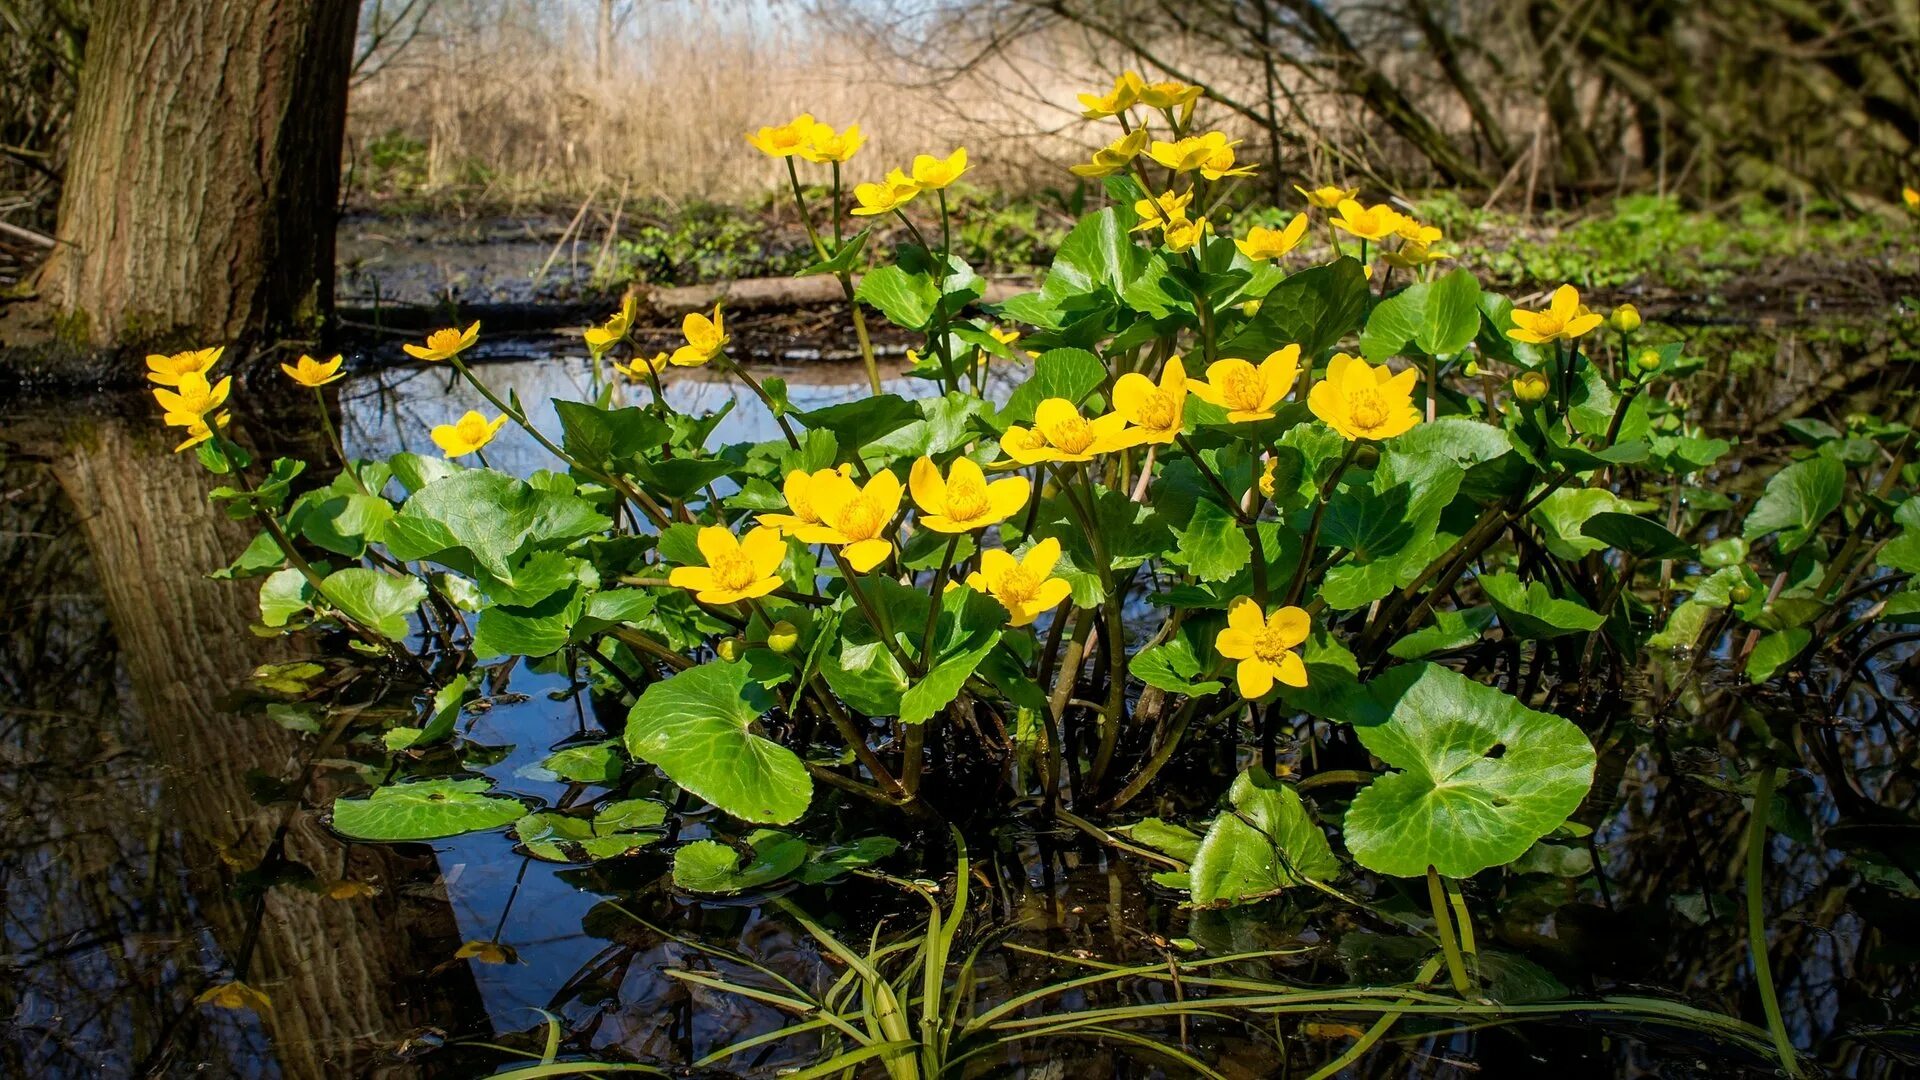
716, 637, 744, 662
766, 620, 800, 654
1633, 348, 1662, 373
1353, 444, 1380, 469
1512, 371, 1550, 403
1729, 584, 1753, 604
1463, 359, 1481, 377
1608, 304, 1641, 334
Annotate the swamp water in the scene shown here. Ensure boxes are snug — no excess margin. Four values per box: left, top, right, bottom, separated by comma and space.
2, 336, 1916, 1078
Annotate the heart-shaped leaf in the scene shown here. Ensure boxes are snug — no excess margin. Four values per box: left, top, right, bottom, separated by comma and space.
1188, 767, 1339, 905
625, 661, 811, 824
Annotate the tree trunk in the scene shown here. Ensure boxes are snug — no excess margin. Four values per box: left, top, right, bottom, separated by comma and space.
38, 0, 358, 349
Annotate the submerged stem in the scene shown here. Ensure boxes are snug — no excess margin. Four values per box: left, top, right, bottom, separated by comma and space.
1426, 866, 1472, 995
1745, 766, 1803, 1077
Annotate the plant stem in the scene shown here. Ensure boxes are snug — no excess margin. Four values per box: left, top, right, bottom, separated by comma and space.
1745, 765, 1802, 1077
312, 388, 366, 493
1285, 443, 1359, 607
833, 548, 919, 676
1426, 866, 1472, 995
1174, 433, 1249, 523
722, 355, 800, 448
920, 534, 959, 666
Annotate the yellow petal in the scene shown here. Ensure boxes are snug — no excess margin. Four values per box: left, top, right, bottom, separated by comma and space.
985, 474, 1031, 518
1215, 627, 1257, 660
1236, 658, 1275, 699
741, 525, 787, 577
1267, 606, 1311, 648
843, 538, 892, 573
1226, 596, 1266, 635
1276, 650, 1308, 688
694, 525, 738, 567
1022, 536, 1062, 580
909, 456, 946, 514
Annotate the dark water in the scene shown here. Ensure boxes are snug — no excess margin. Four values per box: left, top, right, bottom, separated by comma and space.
3, 334, 1917, 1078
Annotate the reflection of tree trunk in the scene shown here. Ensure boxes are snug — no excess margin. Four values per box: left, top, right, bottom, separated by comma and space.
47, 416, 484, 1080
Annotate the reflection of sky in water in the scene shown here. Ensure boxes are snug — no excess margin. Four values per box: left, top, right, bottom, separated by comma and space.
335, 347, 1021, 1032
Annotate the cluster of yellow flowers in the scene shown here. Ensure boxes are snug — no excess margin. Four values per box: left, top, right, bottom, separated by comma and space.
744, 112, 865, 164
147, 347, 231, 452
847, 148, 968, 217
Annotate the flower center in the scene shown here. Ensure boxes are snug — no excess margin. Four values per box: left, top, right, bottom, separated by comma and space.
787, 488, 818, 523
1253, 624, 1296, 663
1136, 389, 1178, 431
1220, 364, 1267, 411
996, 566, 1039, 606
1348, 389, 1390, 432
836, 494, 886, 540
1047, 416, 1095, 453
428, 329, 462, 352
945, 475, 991, 521
711, 551, 757, 591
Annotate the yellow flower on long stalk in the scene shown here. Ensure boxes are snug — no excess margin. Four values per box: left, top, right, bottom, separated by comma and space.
612, 352, 670, 381
1381, 241, 1449, 270
584, 295, 637, 357
1234, 214, 1309, 261
1078, 71, 1144, 119
1329, 200, 1405, 243
403, 321, 480, 362
967, 538, 1074, 627
798, 120, 864, 164
1163, 216, 1212, 253
1112, 356, 1188, 443
851, 168, 921, 216
146, 346, 222, 387
1395, 218, 1442, 245
1187, 347, 1300, 423
154, 370, 233, 427
1296, 183, 1357, 210
1215, 596, 1310, 697
1001, 398, 1139, 464
1507, 284, 1604, 344
430, 410, 508, 458
280, 353, 344, 388
1138, 79, 1203, 110
909, 456, 1029, 532
1308, 354, 1421, 441
1131, 189, 1193, 234
1068, 129, 1149, 179
910, 148, 968, 189
669, 305, 728, 367
797, 470, 903, 572
745, 112, 818, 158
668, 525, 786, 605
761, 465, 854, 536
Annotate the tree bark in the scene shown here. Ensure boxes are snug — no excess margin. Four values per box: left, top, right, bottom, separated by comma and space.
37, 0, 358, 349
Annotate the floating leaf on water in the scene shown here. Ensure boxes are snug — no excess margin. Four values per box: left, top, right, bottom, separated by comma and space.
1188, 767, 1339, 905
624, 661, 811, 825
671, 829, 808, 894
195, 980, 271, 1013
330, 777, 527, 842
454, 940, 518, 965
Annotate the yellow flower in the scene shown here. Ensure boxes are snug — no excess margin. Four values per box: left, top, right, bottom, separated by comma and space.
1308, 353, 1421, 441
585, 295, 637, 357
1395, 218, 1442, 245
1234, 214, 1309, 261
911, 148, 968, 189
430, 410, 509, 458
1112, 356, 1188, 443
154, 370, 233, 426
1131, 189, 1193, 233
172, 411, 231, 453
1329, 199, 1405, 243
1163, 216, 1213, 253
851, 168, 921, 216
1078, 71, 1144, 118
612, 352, 670, 380
1068, 129, 1149, 179
1000, 398, 1139, 464
1507, 284, 1604, 344
667, 524, 786, 604
195, 980, 272, 1012
760, 465, 852, 536
1905, 187, 1919, 210
797, 470, 904, 572
1258, 456, 1278, 499
1198, 132, 1256, 180
670, 305, 728, 367
745, 112, 818, 157
1512, 371, 1551, 403
1148, 133, 1236, 174
910, 456, 1030, 532
280, 353, 344, 389
1138, 79, 1203, 110
1187, 347, 1300, 423
966, 538, 1074, 626
799, 120, 864, 164
1295, 184, 1357, 210
1381, 241, 1450, 270
1215, 597, 1310, 697
988, 325, 1021, 349
146, 346, 222, 387
1607, 303, 1641, 333
403, 321, 480, 362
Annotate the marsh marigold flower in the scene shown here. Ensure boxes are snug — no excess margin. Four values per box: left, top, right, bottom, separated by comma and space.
172, 412, 231, 454
1308, 354, 1421, 441
799, 121, 864, 164
1215, 597, 1310, 697
585, 295, 637, 357
797, 470, 904, 572
431, 410, 508, 458
1235, 214, 1309, 261
1512, 371, 1550, 403
1199, 133, 1256, 180
851, 168, 920, 216
154, 370, 232, 426
909, 456, 1030, 532
761, 465, 854, 536
404, 321, 480, 362
1607, 303, 1641, 334
1329, 200, 1405, 243
1296, 184, 1357, 210
745, 113, 818, 158
670, 305, 728, 367
967, 538, 1074, 627
988, 326, 1021, 350
1507, 284, 1603, 344
1164, 216, 1212, 253
1904, 187, 1919, 211
146, 346, 223, 387
1395, 218, 1442, 246
911, 148, 968, 189
613, 352, 670, 381
1078, 71, 1144, 119
1138, 79, 1203, 111
1112, 356, 1188, 443
668, 525, 786, 605
1148, 132, 1239, 174
1069, 129, 1149, 179
280, 353, 344, 389
1382, 241, 1449, 270
1001, 398, 1139, 464
1131, 189, 1193, 234
1187, 347, 1300, 423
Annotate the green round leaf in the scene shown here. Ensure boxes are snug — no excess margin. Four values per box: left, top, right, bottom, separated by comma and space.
331, 777, 526, 841
671, 829, 808, 894
1189, 767, 1339, 905
1342, 664, 1595, 878
513, 801, 666, 863
1479, 571, 1604, 640
625, 661, 811, 825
